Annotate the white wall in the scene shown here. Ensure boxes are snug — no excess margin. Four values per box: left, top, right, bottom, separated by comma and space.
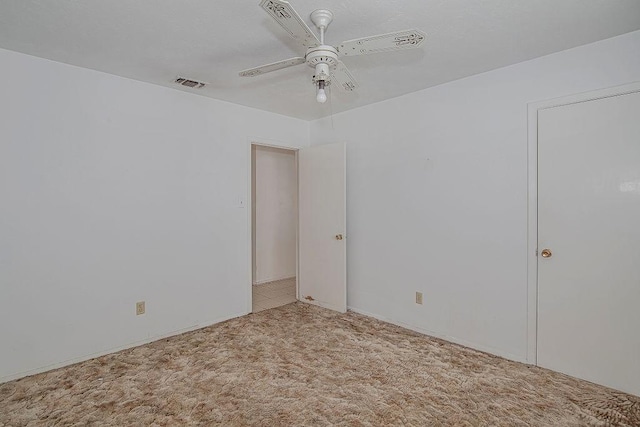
253, 146, 297, 284
0, 48, 309, 382
3, 29, 639, 382
310, 30, 640, 362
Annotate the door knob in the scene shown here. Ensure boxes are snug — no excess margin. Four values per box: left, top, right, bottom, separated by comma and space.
335, 234, 343, 240
540, 248, 552, 258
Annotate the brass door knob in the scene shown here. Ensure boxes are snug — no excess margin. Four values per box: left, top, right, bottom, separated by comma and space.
540, 248, 552, 258
335, 234, 343, 240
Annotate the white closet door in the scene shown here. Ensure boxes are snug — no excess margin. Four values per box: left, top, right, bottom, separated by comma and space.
537, 91, 640, 396
298, 142, 346, 313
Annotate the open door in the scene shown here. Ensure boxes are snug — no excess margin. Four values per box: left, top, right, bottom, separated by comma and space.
298, 142, 346, 313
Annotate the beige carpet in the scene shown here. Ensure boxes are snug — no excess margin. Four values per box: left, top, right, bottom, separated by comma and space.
1, 303, 638, 426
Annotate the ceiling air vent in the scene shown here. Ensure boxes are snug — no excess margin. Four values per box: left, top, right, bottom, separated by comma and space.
174, 77, 207, 89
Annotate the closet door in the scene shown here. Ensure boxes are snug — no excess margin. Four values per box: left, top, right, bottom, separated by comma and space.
537, 91, 640, 396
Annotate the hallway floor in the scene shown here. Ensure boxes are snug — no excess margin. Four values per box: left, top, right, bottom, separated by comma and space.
252, 277, 296, 312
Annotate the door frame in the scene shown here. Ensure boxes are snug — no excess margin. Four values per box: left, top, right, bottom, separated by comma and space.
247, 139, 300, 313
526, 81, 640, 364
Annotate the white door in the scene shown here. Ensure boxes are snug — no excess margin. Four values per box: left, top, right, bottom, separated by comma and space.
298, 142, 347, 313
537, 90, 640, 396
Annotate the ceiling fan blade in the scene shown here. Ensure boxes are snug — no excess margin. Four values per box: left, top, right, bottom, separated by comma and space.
331, 61, 358, 92
239, 57, 306, 77
338, 29, 426, 57
259, 0, 320, 48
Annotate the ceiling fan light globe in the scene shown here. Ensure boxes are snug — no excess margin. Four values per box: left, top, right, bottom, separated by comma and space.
316, 88, 327, 103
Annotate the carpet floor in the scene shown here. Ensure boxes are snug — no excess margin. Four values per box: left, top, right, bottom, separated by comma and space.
1, 302, 638, 426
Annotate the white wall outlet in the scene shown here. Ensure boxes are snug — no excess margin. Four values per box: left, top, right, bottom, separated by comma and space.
136, 301, 145, 315
415, 292, 423, 305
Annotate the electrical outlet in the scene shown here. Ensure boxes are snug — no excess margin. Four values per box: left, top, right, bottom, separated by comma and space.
136, 301, 145, 315
415, 292, 423, 305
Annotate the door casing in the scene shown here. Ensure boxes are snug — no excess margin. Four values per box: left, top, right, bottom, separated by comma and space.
526, 81, 640, 364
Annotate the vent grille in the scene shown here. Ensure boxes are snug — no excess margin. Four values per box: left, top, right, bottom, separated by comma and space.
174, 77, 207, 89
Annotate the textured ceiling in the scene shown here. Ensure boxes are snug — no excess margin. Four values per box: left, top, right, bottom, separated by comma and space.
1, 1, 640, 120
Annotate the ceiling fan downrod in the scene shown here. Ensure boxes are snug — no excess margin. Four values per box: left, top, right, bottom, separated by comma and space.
310, 9, 333, 44
310, 9, 334, 103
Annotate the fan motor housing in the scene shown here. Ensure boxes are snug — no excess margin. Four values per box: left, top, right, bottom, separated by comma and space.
306, 45, 338, 69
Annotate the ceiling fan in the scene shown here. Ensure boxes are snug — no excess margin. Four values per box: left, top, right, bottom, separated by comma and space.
239, 0, 426, 103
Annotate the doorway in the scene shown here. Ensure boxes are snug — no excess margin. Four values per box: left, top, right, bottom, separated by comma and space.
528, 83, 640, 396
251, 144, 298, 312
248, 141, 348, 314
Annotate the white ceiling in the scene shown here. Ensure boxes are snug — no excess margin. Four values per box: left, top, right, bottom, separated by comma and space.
1, 1, 640, 120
